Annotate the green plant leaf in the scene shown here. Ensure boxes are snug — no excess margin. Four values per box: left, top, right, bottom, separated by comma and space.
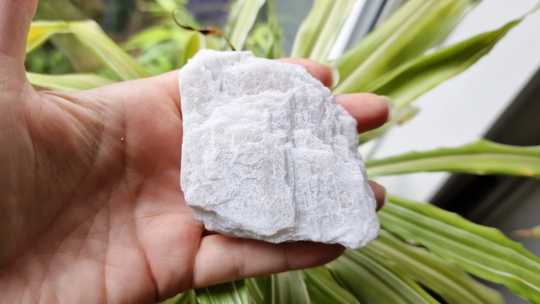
245, 277, 271, 304
363, 231, 503, 304
356, 18, 520, 143
27, 72, 115, 91
69, 20, 149, 80
382, 196, 540, 303
329, 253, 435, 303
37, 0, 86, 20
290, 0, 334, 58
226, 0, 266, 51
245, 0, 283, 59
27, 21, 70, 53
368, 18, 520, 109
180, 32, 204, 64
270, 271, 311, 303
367, 140, 540, 178
308, 0, 355, 62
36, 0, 104, 72
161, 290, 196, 304
196, 281, 249, 304
303, 267, 358, 303
334, 0, 478, 94
28, 20, 149, 79
332, 0, 425, 81
124, 25, 174, 51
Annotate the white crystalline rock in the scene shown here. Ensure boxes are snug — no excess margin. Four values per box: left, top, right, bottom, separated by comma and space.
179, 50, 379, 249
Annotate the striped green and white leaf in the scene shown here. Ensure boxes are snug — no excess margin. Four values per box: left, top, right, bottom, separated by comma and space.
162, 291, 196, 304
244, 277, 271, 304
35, 0, 103, 72
27, 72, 114, 91
245, 0, 283, 59
290, 0, 354, 62
290, 0, 333, 58
303, 267, 358, 303
334, 0, 479, 94
367, 140, 540, 178
362, 231, 503, 304
195, 281, 249, 304
28, 20, 148, 81
332, 0, 426, 81
329, 251, 437, 304
307, 0, 355, 62
382, 196, 540, 303
270, 271, 311, 303
366, 18, 519, 110
69, 21, 148, 80
26, 21, 70, 53
355, 17, 520, 143
226, 0, 266, 51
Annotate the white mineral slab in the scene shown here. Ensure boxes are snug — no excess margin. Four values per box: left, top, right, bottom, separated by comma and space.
179, 50, 379, 249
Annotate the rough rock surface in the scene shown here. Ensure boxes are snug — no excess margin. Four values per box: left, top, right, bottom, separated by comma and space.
179, 50, 379, 248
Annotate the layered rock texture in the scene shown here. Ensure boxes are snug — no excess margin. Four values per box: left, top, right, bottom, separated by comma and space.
179, 50, 378, 248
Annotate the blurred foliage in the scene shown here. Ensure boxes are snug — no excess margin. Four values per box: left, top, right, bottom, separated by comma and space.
27, 0, 281, 75
245, 0, 283, 58
25, 42, 74, 74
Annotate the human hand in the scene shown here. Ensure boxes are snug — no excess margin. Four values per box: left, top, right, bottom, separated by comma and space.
0, 1, 389, 303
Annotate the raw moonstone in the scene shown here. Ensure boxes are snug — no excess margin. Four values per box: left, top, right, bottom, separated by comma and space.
179, 50, 379, 249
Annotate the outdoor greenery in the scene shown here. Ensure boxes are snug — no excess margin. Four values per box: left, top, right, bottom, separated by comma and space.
27, 0, 540, 303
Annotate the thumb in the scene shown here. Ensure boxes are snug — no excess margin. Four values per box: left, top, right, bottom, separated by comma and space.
0, 0, 37, 67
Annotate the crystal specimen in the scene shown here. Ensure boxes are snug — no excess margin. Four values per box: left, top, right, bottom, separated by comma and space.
179, 50, 379, 248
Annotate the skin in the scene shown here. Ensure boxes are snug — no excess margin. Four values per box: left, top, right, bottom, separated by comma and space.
0, 1, 389, 303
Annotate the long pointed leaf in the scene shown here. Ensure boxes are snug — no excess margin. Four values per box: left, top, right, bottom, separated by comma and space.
27, 72, 115, 91
382, 196, 540, 303
332, 0, 426, 80
364, 231, 503, 304
290, 0, 334, 58
226, 0, 265, 51
245, 0, 283, 59
308, 0, 355, 62
350, 250, 437, 304
28, 20, 149, 79
329, 254, 433, 303
271, 271, 310, 303
69, 21, 149, 80
303, 267, 358, 303
245, 277, 271, 304
161, 291, 196, 304
368, 18, 520, 109
196, 281, 249, 304
367, 140, 540, 178
334, 0, 477, 94
356, 18, 520, 144
27, 21, 70, 53
36, 0, 103, 72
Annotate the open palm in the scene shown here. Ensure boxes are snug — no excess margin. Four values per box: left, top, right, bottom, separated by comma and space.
0, 1, 388, 303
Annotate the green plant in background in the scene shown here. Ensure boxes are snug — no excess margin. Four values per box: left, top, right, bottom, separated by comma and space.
26, 0, 540, 303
